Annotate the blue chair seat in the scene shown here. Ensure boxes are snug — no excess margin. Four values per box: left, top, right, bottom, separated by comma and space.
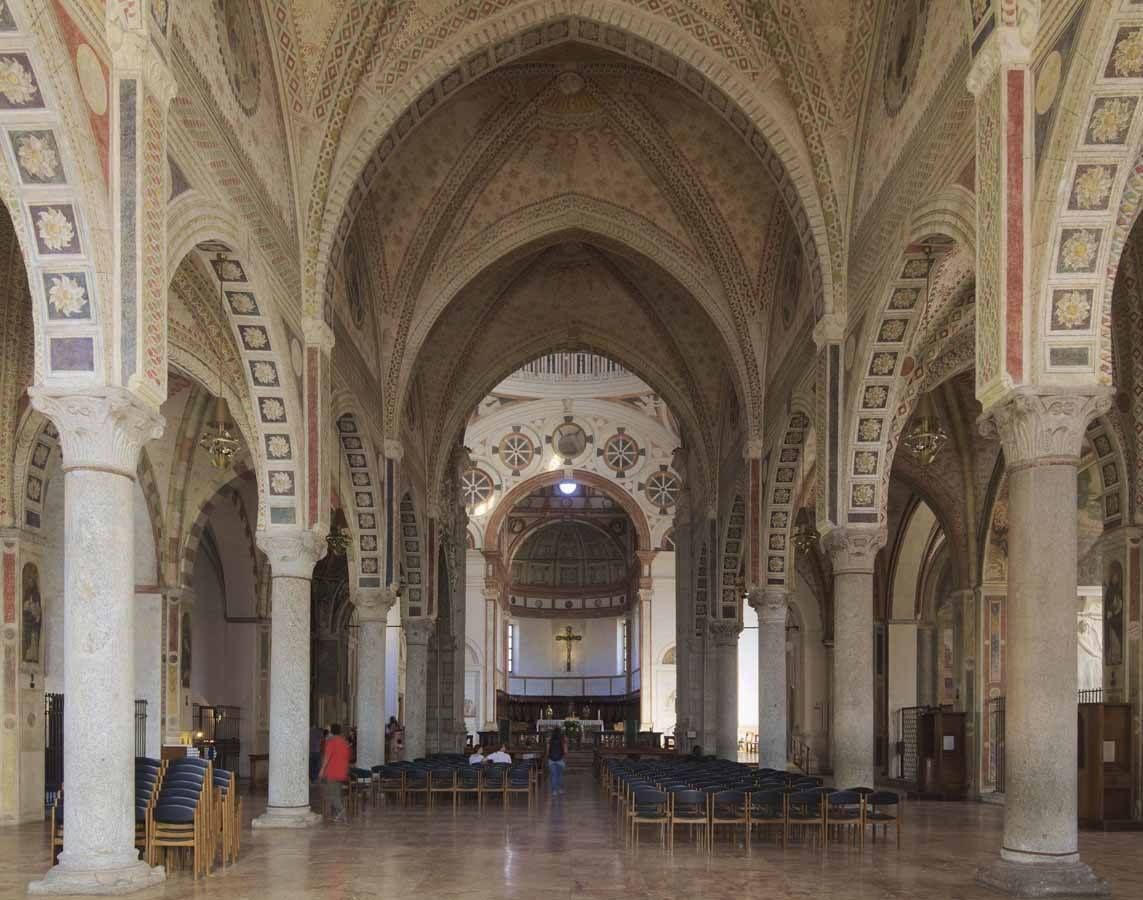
153, 804, 196, 824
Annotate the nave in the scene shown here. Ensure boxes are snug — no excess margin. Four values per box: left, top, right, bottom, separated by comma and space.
2, 776, 1141, 900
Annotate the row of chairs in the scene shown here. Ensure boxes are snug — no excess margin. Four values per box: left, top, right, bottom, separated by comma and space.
50, 757, 241, 880
605, 759, 901, 851
370, 759, 542, 812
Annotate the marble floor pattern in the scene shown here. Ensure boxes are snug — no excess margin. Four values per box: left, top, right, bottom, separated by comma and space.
3, 776, 1141, 899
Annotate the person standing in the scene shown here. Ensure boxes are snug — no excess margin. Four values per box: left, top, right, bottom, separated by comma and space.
547, 727, 567, 798
309, 724, 324, 783
319, 723, 351, 825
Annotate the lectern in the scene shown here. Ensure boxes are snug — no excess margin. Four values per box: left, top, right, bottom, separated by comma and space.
918, 707, 967, 800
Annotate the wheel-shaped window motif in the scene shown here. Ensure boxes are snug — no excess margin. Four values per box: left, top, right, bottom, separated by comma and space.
461, 468, 495, 508
645, 470, 681, 509
603, 433, 639, 474
500, 433, 534, 470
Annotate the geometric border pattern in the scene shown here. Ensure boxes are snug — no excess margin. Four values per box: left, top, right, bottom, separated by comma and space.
336, 411, 382, 589
0, 6, 107, 382
762, 411, 809, 586
399, 492, 423, 618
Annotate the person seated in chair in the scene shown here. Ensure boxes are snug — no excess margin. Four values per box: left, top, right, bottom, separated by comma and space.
486, 744, 512, 764
468, 745, 485, 765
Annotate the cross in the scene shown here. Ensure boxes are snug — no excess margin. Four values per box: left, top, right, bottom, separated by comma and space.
555, 625, 582, 672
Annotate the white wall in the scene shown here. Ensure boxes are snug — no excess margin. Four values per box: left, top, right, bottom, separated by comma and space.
513, 616, 623, 677
650, 552, 676, 733
738, 602, 758, 735
40, 472, 64, 694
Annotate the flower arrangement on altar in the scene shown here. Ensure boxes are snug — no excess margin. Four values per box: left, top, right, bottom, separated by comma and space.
563, 719, 583, 745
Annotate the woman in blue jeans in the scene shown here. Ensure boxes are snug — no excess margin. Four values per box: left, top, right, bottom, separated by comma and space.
547, 726, 567, 797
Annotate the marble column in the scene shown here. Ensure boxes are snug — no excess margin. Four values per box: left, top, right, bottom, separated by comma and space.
750, 588, 790, 769
824, 527, 885, 791
252, 530, 324, 830
353, 587, 397, 769
403, 618, 435, 760
27, 388, 165, 895
710, 620, 742, 760
976, 388, 1111, 897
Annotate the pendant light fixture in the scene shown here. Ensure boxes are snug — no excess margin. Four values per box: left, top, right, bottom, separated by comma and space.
901, 391, 949, 466
791, 433, 818, 554
198, 254, 243, 469
326, 447, 351, 556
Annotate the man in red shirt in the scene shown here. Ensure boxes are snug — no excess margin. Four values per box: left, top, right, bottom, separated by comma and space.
319, 722, 351, 824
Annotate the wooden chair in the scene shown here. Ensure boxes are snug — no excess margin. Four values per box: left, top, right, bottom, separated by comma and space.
455, 766, 481, 810
349, 768, 374, 817
49, 795, 63, 866
212, 769, 240, 866
785, 789, 827, 849
404, 768, 430, 808
629, 788, 670, 847
505, 766, 533, 811
376, 765, 405, 807
667, 789, 709, 850
826, 790, 864, 848
749, 788, 786, 846
428, 769, 457, 811
709, 789, 749, 851
864, 791, 902, 848
479, 766, 506, 811
149, 773, 211, 879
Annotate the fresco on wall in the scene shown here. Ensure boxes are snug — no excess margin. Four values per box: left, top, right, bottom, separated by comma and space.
180, 611, 192, 689
21, 563, 41, 665
1105, 560, 1124, 667
1077, 594, 1103, 691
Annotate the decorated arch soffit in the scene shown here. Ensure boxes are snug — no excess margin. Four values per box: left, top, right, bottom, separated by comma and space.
304, 7, 840, 370
761, 406, 813, 588
1029, 2, 1143, 388
330, 400, 384, 591
0, 2, 116, 387
164, 239, 305, 531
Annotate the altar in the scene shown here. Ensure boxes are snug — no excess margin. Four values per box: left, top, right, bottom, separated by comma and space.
537, 718, 604, 736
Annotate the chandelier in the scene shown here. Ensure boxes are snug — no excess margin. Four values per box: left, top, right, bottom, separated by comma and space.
901, 393, 948, 466
199, 255, 243, 469
792, 505, 819, 554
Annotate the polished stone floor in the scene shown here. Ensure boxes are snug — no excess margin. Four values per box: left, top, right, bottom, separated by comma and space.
3, 775, 1141, 898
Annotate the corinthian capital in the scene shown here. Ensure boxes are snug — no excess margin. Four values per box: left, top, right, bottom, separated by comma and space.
979, 386, 1112, 468
353, 587, 397, 623
257, 529, 325, 579
748, 587, 790, 625
29, 386, 164, 478
709, 618, 743, 646
823, 526, 886, 575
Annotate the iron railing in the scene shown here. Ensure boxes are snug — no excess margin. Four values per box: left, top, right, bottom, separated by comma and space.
1077, 688, 1103, 704
787, 733, 819, 775
134, 700, 147, 757
44, 693, 63, 807
899, 706, 920, 782
987, 696, 1006, 793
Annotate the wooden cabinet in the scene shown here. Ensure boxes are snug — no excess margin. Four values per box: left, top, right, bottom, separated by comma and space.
917, 708, 967, 800
1077, 703, 1134, 828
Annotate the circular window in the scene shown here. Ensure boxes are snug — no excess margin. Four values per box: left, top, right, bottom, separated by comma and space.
499, 433, 534, 470
882, 0, 928, 117
603, 433, 639, 474
460, 468, 494, 508
552, 422, 588, 460
645, 470, 681, 509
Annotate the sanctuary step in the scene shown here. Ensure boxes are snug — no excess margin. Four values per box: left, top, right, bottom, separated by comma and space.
563, 750, 595, 771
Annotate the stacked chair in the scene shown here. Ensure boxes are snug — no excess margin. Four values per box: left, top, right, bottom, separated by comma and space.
148, 756, 212, 879
603, 758, 903, 853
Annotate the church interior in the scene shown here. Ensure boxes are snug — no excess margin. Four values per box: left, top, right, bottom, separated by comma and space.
2, 0, 1143, 897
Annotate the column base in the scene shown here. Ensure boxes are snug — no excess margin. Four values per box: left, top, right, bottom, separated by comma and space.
252, 804, 321, 829
28, 859, 164, 896
975, 858, 1110, 898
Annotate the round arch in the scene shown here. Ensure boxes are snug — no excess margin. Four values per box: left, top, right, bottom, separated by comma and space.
329, 396, 384, 590
483, 468, 653, 555
309, 5, 836, 330
425, 326, 712, 507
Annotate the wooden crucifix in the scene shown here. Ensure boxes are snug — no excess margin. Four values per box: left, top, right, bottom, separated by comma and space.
555, 625, 582, 672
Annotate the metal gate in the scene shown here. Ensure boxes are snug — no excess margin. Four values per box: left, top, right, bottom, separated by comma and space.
44, 695, 149, 807
898, 705, 920, 783
44, 693, 63, 807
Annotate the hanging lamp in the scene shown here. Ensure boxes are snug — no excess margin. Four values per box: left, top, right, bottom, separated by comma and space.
198, 254, 243, 469
325, 446, 351, 556
901, 391, 949, 466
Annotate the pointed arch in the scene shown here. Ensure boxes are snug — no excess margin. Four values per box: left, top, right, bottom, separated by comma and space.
331, 402, 384, 590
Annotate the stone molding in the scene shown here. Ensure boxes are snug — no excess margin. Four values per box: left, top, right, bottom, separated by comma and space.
29, 386, 164, 479
352, 586, 396, 623
823, 526, 887, 575
301, 316, 336, 353
106, 16, 178, 106
709, 619, 743, 646
636, 588, 655, 605
405, 618, 435, 645
979, 387, 1113, 469
383, 439, 404, 461
748, 587, 790, 625
256, 529, 325, 579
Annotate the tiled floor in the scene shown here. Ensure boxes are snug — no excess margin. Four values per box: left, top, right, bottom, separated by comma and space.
3, 775, 1140, 898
